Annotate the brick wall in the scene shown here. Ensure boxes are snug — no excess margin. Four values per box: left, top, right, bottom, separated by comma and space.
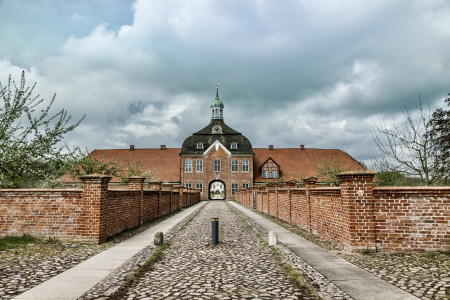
235, 171, 450, 252
373, 187, 450, 251
0, 175, 201, 243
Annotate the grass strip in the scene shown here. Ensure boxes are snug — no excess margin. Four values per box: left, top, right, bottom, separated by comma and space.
109, 241, 171, 300
269, 245, 321, 300
0, 234, 38, 251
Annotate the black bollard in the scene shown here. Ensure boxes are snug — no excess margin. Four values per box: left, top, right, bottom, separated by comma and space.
211, 218, 219, 244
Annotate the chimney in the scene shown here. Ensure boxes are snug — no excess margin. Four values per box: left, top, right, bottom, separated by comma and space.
130, 145, 135, 151
300, 145, 305, 150
160, 145, 166, 150
269, 145, 274, 150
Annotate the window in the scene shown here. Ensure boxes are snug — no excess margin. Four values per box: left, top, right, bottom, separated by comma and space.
231, 142, 237, 149
272, 170, 278, 178
185, 182, 192, 188
196, 183, 203, 195
232, 183, 239, 195
242, 159, 249, 172
185, 159, 192, 172
242, 183, 249, 189
214, 159, 221, 172
197, 142, 204, 149
196, 159, 203, 172
231, 159, 238, 172
263, 171, 269, 178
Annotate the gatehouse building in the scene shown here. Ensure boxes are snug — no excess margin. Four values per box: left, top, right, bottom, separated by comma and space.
65, 86, 365, 200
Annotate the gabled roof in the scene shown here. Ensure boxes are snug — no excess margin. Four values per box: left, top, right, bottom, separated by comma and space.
180, 119, 253, 155
253, 147, 365, 182
260, 157, 280, 169
203, 140, 231, 156
61, 148, 181, 183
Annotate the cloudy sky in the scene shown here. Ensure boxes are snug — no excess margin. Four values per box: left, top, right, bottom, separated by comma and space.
1, 0, 449, 165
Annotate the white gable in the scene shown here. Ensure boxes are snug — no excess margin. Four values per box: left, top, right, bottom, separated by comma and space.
203, 140, 231, 156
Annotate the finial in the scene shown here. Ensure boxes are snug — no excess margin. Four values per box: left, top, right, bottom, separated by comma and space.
216, 81, 220, 100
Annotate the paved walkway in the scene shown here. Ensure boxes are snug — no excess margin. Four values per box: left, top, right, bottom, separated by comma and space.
120, 200, 315, 299
229, 201, 419, 300
13, 202, 207, 300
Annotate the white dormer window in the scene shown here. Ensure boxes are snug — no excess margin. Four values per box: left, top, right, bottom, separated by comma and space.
231, 142, 237, 149
197, 142, 204, 149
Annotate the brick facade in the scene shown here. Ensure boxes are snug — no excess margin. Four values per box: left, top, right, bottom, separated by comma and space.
181, 143, 253, 200
235, 171, 450, 252
0, 175, 201, 243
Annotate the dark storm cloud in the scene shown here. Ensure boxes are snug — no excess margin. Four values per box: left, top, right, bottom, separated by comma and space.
1, 0, 450, 164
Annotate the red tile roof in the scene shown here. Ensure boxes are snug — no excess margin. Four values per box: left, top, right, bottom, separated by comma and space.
62, 146, 365, 184
62, 148, 182, 183
253, 147, 365, 183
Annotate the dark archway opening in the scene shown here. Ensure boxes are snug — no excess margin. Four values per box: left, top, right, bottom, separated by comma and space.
209, 180, 226, 200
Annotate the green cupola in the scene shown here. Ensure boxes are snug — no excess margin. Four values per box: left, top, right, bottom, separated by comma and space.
211, 83, 224, 120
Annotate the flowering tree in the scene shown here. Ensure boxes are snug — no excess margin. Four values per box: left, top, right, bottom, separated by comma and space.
0, 72, 84, 188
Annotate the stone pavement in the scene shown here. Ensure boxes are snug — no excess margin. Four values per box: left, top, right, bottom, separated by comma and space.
13, 201, 207, 300
3, 200, 447, 299
119, 200, 318, 299
229, 201, 420, 300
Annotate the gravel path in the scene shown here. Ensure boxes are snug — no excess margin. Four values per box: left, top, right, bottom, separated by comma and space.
118, 201, 319, 300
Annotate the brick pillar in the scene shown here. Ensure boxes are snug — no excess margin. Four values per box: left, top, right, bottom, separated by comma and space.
173, 185, 181, 210
80, 175, 111, 243
303, 177, 317, 233
337, 170, 376, 252
162, 183, 173, 213
127, 177, 145, 225
286, 181, 296, 224
149, 181, 161, 217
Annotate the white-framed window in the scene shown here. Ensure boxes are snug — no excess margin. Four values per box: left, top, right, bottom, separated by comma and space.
231, 159, 238, 172
196, 183, 203, 195
242, 183, 249, 189
197, 142, 204, 149
263, 170, 269, 178
272, 170, 278, 178
231, 142, 237, 149
185, 159, 192, 172
214, 159, 221, 172
242, 159, 249, 172
232, 183, 239, 195
185, 182, 192, 188
196, 159, 203, 172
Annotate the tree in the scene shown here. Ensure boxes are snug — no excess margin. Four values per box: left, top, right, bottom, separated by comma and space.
0, 72, 84, 188
428, 93, 450, 185
371, 98, 442, 186
118, 159, 162, 184
68, 150, 122, 180
313, 154, 349, 186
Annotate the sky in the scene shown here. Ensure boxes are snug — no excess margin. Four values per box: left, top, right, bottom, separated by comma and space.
1, 0, 449, 166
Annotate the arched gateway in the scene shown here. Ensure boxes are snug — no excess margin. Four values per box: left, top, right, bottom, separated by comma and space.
209, 180, 226, 200
179, 84, 254, 200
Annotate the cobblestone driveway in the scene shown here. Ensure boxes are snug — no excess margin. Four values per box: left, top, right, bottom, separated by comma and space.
119, 201, 317, 299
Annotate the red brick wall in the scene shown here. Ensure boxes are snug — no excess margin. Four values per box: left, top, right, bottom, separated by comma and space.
309, 188, 344, 246
0, 189, 89, 240
0, 176, 201, 243
235, 172, 450, 252
373, 187, 450, 251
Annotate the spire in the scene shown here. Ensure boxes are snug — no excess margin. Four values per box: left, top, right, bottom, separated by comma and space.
216, 82, 219, 100
211, 82, 224, 120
